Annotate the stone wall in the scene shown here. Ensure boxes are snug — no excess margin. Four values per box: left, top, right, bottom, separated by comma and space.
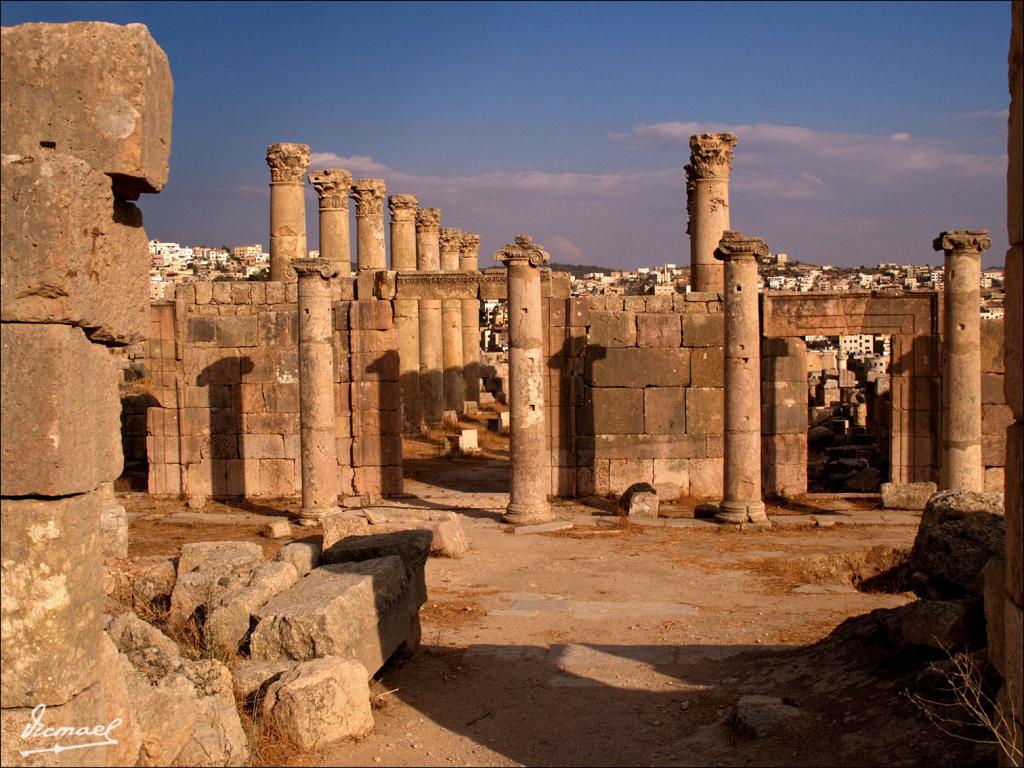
141, 278, 402, 501
981, 319, 1010, 492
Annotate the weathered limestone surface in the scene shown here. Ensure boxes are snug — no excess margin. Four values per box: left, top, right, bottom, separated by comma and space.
309, 168, 353, 276
440, 227, 466, 413
686, 133, 736, 293
715, 232, 769, 524
0, 22, 173, 196
0, 494, 104, 708
935, 230, 990, 491
880, 482, 937, 511
389, 194, 419, 272
499, 236, 554, 524
461, 232, 483, 405
416, 208, 444, 424
351, 179, 387, 271
0, 323, 122, 496
267, 142, 310, 282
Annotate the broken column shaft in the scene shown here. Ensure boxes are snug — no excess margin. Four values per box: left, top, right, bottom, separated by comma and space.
309, 168, 353, 276
350, 178, 387, 272
715, 231, 769, 525
498, 235, 554, 525
267, 142, 311, 282
935, 230, 991, 491
687, 133, 737, 294
293, 259, 340, 524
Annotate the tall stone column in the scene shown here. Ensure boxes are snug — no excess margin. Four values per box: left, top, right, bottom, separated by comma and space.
350, 178, 387, 272
715, 231, 769, 525
293, 259, 340, 525
390, 195, 421, 431
440, 227, 465, 414
498, 235, 554, 525
416, 208, 444, 424
934, 230, 991, 491
308, 168, 353, 276
687, 133, 737, 293
460, 232, 482, 406
267, 142, 311, 282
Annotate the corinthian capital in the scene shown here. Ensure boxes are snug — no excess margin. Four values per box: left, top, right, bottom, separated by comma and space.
688, 133, 737, 180
308, 168, 353, 210
714, 230, 769, 262
932, 230, 992, 254
349, 179, 387, 217
415, 207, 441, 231
266, 143, 311, 183
439, 227, 463, 253
388, 194, 419, 222
460, 232, 481, 254
495, 234, 550, 268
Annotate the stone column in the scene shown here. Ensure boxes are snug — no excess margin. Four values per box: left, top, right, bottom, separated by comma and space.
308, 168, 353, 276
498, 235, 554, 525
460, 232, 482, 407
416, 208, 444, 424
350, 178, 387, 272
440, 227, 465, 414
293, 259, 340, 524
934, 230, 991, 491
715, 231, 769, 525
267, 142, 311, 282
390, 195, 421, 431
687, 133, 737, 293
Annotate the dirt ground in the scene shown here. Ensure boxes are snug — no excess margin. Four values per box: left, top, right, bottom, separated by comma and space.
121, 437, 991, 767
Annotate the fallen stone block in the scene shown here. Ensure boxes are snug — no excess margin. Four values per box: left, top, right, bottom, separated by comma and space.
1, 323, 122, 496
881, 481, 937, 510
250, 556, 424, 677
729, 695, 801, 738
431, 519, 470, 557
204, 560, 300, 657
262, 519, 292, 538
0, 493, 104, 708
458, 428, 480, 455
619, 482, 659, 519
274, 539, 322, 577
262, 657, 374, 751
106, 610, 179, 659
900, 598, 981, 651
168, 549, 264, 631
177, 540, 264, 576
513, 521, 573, 535
322, 511, 372, 548
1, 21, 173, 195
229, 659, 294, 704
101, 500, 129, 559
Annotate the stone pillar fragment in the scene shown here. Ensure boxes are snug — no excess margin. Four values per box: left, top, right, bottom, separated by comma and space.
440, 227, 465, 414
460, 232, 483, 406
390, 195, 421, 431
935, 230, 991, 491
350, 179, 387, 272
715, 231, 769, 525
687, 133, 737, 293
267, 142, 311, 282
498, 236, 554, 525
416, 208, 444, 424
309, 168, 353, 276
293, 259, 341, 524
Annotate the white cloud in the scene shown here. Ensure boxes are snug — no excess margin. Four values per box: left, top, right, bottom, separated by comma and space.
545, 236, 585, 262
954, 108, 1010, 121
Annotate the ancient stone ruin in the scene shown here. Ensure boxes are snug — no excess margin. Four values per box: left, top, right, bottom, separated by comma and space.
1, 5, 1021, 766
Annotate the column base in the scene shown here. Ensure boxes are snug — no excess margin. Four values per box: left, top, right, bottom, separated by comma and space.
715, 500, 767, 525
296, 505, 341, 527
503, 501, 554, 526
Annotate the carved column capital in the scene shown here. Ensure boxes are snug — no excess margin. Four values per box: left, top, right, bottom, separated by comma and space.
688, 133, 737, 180
266, 143, 311, 183
349, 179, 387, 217
439, 227, 463, 252
308, 168, 352, 210
496, 234, 550, 268
714, 230, 769, 262
388, 194, 419, 222
415, 207, 441, 232
460, 232, 481, 254
292, 258, 338, 280
932, 230, 992, 254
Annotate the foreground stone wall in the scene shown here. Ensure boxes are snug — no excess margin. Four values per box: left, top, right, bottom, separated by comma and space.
142, 279, 402, 501
981, 319, 1010, 492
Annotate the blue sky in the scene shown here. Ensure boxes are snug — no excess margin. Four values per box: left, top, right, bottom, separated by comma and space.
2, 1, 1012, 268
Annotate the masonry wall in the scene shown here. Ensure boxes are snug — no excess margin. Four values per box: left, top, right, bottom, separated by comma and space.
142, 279, 402, 500
549, 291, 725, 501
980, 318, 1009, 492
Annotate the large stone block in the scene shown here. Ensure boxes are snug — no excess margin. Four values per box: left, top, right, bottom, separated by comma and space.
590, 433, 707, 459
581, 387, 644, 435
1, 323, 122, 495
644, 387, 686, 434
690, 347, 724, 387
653, 458, 689, 499
250, 557, 423, 677
1, 153, 149, 343
682, 312, 724, 347
636, 313, 681, 347
1, 493, 103, 707
686, 387, 724, 435
587, 310, 636, 348
689, 457, 724, 499
1, 22, 172, 196
585, 347, 690, 387
609, 458, 654, 495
